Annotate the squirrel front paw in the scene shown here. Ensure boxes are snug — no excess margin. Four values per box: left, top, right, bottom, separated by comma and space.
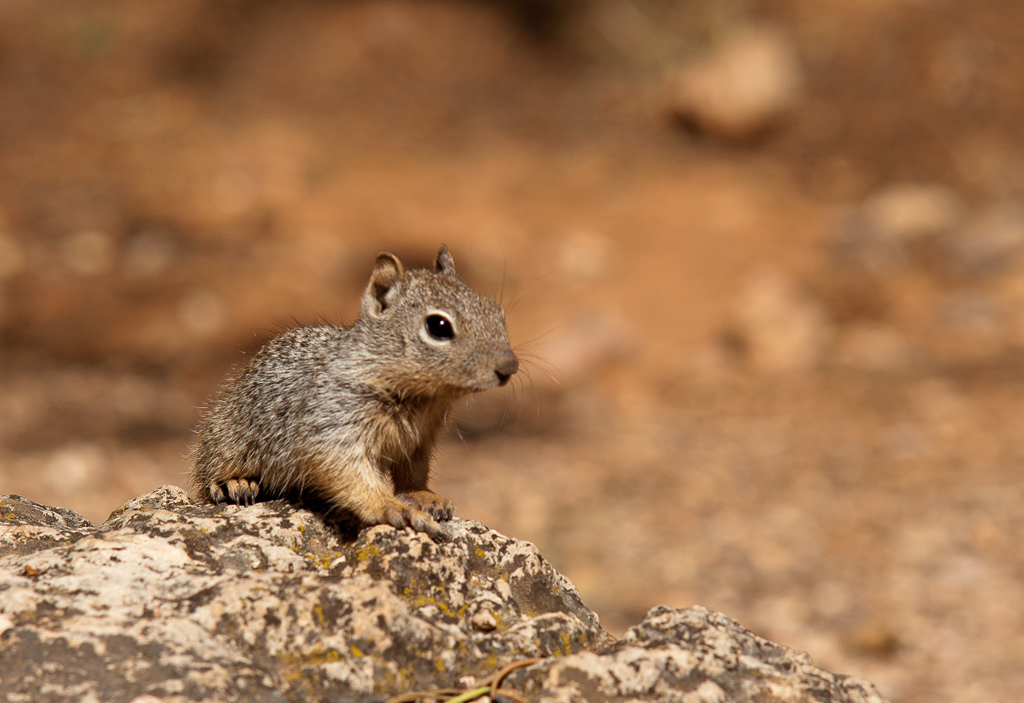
397, 490, 455, 522
371, 496, 444, 539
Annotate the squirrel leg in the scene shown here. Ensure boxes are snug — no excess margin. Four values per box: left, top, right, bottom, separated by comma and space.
325, 454, 443, 538
392, 449, 455, 522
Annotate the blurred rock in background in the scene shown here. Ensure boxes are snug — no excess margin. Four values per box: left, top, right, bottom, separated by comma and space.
732, 267, 832, 374
670, 24, 802, 141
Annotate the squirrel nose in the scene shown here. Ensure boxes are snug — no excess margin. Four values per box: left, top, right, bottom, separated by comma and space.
494, 352, 519, 386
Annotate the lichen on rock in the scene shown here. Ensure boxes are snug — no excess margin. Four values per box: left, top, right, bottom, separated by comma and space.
512, 606, 888, 703
0, 487, 888, 703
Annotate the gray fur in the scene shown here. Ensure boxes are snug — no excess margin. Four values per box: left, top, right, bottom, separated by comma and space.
190, 245, 517, 537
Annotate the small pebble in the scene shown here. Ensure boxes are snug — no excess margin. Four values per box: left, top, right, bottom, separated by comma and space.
470, 610, 497, 632
952, 201, 1024, 275
937, 290, 1001, 334
124, 227, 178, 277
733, 268, 832, 374
861, 183, 965, 243
62, 230, 114, 276
833, 325, 912, 371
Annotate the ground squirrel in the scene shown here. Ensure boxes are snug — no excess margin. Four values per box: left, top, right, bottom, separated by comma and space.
190, 245, 518, 537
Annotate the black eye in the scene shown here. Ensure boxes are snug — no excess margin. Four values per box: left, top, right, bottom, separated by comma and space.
425, 314, 455, 341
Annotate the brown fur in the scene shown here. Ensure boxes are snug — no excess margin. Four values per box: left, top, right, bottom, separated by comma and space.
189, 246, 518, 538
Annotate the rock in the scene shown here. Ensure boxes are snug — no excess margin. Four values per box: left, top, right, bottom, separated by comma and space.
936, 290, 1002, 335
733, 269, 832, 374
951, 201, 1024, 275
123, 227, 180, 278
861, 183, 965, 244
61, 230, 115, 277
511, 606, 889, 703
0, 487, 601, 702
0, 487, 888, 703
671, 25, 802, 141
833, 325, 913, 372
832, 183, 965, 274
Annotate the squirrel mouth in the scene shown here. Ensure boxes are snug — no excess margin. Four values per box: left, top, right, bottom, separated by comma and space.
495, 371, 513, 387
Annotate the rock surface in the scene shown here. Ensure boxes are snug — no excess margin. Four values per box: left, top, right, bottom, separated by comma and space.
0, 487, 888, 703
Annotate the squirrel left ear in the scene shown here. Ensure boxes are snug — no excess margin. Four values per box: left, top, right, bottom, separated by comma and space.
435, 245, 456, 275
362, 252, 406, 317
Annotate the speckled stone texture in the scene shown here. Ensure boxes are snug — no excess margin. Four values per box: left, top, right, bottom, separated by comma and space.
0, 487, 888, 703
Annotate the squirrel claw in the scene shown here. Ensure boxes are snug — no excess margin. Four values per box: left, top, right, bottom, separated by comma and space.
410, 512, 443, 540
208, 483, 227, 504
228, 478, 260, 505
397, 491, 455, 523
208, 478, 261, 506
380, 500, 442, 540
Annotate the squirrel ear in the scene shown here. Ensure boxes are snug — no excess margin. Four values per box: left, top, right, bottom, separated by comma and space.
363, 252, 405, 316
435, 245, 456, 275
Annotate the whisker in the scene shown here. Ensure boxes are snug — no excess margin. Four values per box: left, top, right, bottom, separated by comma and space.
501, 271, 556, 315
512, 325, 564, 352
518, 356, 561, 386
453, 422, 468, 447
512, 375, 531, 428
498, 255, 509, 306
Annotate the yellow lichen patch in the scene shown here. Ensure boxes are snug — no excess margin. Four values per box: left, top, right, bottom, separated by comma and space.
281, 667, 306, 685
277, 648, 344, 669
373, 664, 417, 695
560, 632, 573, 655
276, 647, 348, 690
350, 645, 363, 657
353, 544, 382, 562
490, 612, 508, 631
403, 591, 470, 621
301, 552, 335, 570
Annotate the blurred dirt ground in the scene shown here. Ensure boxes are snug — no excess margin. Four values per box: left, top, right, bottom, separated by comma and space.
2, 1, 1024, 702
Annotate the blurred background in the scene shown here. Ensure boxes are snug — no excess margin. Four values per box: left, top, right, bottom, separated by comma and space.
1, 0, 1023, 700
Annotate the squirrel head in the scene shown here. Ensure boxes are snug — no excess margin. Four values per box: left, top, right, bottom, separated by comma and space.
357, 245, 519, 396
